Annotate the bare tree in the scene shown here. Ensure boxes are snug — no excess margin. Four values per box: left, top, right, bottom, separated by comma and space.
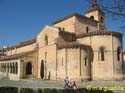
86, 0, 125, 30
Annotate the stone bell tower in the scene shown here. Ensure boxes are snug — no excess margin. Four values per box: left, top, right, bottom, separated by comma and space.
85, 0, 106, 30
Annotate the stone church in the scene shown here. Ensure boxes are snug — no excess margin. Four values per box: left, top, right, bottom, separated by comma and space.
0, 1, 125, 81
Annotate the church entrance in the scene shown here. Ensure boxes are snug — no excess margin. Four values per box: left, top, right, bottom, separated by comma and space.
26, 62, 32, 75
40, 60, 44, 79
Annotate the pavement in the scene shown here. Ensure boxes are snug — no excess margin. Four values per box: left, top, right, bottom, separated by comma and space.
0, 77, 125, 92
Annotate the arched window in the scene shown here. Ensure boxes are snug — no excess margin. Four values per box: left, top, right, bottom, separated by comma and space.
26, 62, 32, 75
90, 16, 94, 20
99, 47, 105, 61
117, 47, 121, 61
45, 35, 48, 45
86, 26, 89, 33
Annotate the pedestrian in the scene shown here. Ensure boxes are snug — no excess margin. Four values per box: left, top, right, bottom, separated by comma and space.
64, 76, 69, 88
68, 78, 72, 88
72, 81, 77, 89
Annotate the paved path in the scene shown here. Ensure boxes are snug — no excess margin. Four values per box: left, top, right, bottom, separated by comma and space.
0, 78, 125, 92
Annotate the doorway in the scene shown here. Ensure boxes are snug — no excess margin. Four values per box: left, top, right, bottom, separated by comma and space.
40, 60, 44, 79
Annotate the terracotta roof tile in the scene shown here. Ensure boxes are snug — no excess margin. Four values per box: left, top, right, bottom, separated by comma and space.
53, 13, 98, 27
0, 50, 37, 61
58, 31, 76, 42
57, 41, 90, 49
8, 38, 36, 50
77, 31, 122, 38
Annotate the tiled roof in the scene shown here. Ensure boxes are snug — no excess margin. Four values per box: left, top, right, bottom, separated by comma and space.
53, 13, 98, 27
0, 50, 37, 61
8, 38, 36, 50
77, 30, 122, 38
57, 41, 90, 49
59, 31, 76, 42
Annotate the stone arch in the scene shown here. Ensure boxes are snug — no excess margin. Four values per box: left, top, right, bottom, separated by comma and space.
26, 62, 32, 75
7, 63, 9, 73
10, 63, 12, 73
4, 63, 6, 73
12, 63, 15, 74
15, 62, 18, 74
2, 63, 4, 72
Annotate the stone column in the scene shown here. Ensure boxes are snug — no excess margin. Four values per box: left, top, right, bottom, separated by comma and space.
18, 87, 21, 93
7, 63, 9, 77
19, 60, 24, 79
33, 89, 38, 93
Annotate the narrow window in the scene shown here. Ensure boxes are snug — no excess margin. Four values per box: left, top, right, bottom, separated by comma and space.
100, 48, 105, 61
99, 47, 105, 61
117, 47, 121, 61
45, 35, 48, 45
85, 57, 87, 66
86, 26, 89, 33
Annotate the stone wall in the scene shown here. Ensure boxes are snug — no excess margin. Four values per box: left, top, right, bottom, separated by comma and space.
75, 16, 98, 35
54, 15, 98, 35
57, 47, 91, 81
37, 26, 59, 80
38, 45, 57, 80
20, 51, 38, 79
57, 48, 66, 80
54, 16, 76, 33
78, 34, 123, 80
85, 10, 106, 30
7, 43, 35, 56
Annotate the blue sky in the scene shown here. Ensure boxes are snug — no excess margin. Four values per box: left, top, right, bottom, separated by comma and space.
0, 0, 125, 48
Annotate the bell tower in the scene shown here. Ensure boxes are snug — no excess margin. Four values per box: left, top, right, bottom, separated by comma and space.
85, 0, 106, 30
